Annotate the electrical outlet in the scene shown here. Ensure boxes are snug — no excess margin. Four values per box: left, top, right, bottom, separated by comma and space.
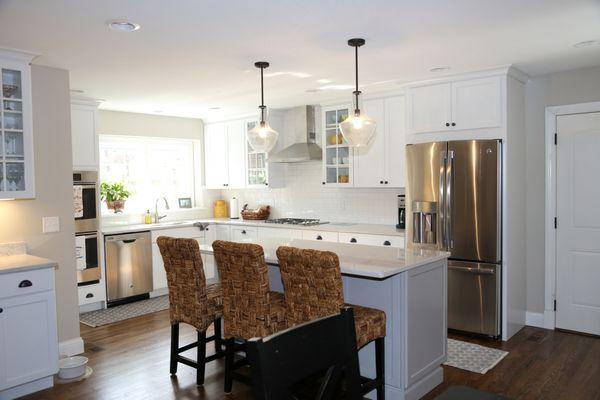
42, 216, 60, 233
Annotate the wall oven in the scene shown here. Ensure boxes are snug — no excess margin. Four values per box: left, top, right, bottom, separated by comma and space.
74, 170, 101, 285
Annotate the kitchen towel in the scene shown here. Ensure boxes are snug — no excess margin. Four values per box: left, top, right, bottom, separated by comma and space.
73, 185, 83, 218
75, 235, 86, 271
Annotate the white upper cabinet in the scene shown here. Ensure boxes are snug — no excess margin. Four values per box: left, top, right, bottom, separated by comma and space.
0, 50, 35, 199
407, 83, 452, 134
204, 122, 228, 189
352, 96, 406, 188
385, 96, 406, 188
322, 105, 353, 187
407, 76, 503, 135
71, 98, 99, 170
225, 120, 247, 189
451, 77, 502, 131
354, 98, 386, 188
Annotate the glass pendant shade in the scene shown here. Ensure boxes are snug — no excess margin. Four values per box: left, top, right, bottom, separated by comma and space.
248, 115, 279, 153
340, 94, 377, 147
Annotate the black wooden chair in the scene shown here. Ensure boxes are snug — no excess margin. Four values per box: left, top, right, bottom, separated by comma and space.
246, 307, 363, 400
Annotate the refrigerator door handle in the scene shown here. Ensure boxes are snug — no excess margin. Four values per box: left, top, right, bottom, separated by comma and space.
446, 150, 455, 249
439, 151, 448, 249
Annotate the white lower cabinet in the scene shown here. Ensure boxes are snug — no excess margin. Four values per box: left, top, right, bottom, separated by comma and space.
258, 227, 303, 240
0, 267, 58, 394
301, 230, 339, 242
230, 226, 258, 242
338, 232, 404, 248
77, 283, 105, 306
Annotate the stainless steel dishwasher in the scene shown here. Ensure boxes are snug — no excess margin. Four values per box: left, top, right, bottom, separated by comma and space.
105, 231, 153, 305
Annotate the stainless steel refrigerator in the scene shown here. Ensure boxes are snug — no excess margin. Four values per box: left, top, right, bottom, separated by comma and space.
406, 140, 501, 337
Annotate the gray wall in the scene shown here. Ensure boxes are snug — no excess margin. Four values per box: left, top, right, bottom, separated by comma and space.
98, 110, 203, 140
0, 65, 79, 343
525, 65, 600, 313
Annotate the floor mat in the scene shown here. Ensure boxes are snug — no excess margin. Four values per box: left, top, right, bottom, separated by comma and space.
80, 295, 169, 327
444, 339, 508, 374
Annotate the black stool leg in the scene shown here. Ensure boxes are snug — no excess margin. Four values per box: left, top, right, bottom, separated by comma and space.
375, 337, 385, 400
214, 318, 223, 354
170, 323, 179, 375
197, 330, 207, 385
224, 337, 235, 393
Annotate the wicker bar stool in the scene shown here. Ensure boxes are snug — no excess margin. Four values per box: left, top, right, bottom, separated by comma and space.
156, 237, 225, 386
276, 246, 386, 400
212, 240, 287, 393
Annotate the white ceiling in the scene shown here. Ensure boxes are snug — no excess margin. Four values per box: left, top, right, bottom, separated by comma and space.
1, 0, 599, 119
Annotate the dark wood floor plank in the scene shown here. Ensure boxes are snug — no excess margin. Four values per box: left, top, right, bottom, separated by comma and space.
22, 311, 600, 400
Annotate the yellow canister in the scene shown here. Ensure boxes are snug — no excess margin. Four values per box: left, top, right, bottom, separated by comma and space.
213, 200, 228, 218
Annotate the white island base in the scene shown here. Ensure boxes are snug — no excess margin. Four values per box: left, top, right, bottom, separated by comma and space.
200, 238, 448, 400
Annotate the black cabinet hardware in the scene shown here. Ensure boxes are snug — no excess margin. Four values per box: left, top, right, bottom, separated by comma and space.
445, 122, 450, 127
241, 230, 247, 234
0, 308, 3, 313
265, 183, 269, 186
383, 241, 391, 246
322, 182, 325, 185
384, 181, 388, 184
316, 235, 323, 240
18, 280, 33, 288
380, 180, 383, 184
350, 238, 357, 243
451, 122, 456, 127
123, 239, 136, 244
86, 293, 94, 299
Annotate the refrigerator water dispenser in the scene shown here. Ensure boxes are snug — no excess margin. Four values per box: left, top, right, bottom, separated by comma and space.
412, 201, 437, 244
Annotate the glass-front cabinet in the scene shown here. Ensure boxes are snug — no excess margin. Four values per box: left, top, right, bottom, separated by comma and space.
245, 120, 269, 187
322, 105, 353, 186
0, 50, 35, 199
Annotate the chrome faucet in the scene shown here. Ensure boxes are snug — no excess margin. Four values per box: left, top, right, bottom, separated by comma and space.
154, 197, 170, 223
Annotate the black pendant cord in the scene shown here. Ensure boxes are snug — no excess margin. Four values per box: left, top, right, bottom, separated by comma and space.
254, 61, 270, 125
347, 38, 365, 116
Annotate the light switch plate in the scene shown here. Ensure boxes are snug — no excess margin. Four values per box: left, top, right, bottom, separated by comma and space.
42, 216, 60, 233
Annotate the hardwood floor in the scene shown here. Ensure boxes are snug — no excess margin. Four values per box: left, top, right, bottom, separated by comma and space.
25, 310, 600, 400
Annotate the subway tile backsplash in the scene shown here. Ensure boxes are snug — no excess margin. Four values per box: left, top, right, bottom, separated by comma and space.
223, 162, 403, 225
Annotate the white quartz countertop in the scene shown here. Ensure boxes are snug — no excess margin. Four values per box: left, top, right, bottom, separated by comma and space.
102, 218, 405, 237
0, 254, 58, 275
199, 238, 447, 279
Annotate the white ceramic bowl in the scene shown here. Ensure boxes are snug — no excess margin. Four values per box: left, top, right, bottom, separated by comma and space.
58, 356, 88, 379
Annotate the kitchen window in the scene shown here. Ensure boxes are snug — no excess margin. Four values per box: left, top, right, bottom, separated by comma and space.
99, 135, 201, 214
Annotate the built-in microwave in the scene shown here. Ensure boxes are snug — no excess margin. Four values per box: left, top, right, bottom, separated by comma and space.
73, 171, 98, 234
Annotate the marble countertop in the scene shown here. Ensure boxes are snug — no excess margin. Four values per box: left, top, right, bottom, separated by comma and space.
0, 254, 58, 275
102, 218, 405, 237
199, 238, 448, 279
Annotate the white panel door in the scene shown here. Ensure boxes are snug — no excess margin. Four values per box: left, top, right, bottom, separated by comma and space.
451, 77, 502, 131
0, 291, 58, 390
71, 104, 98, 170
204, 123, 228, 189
354, 99, 386, 187
556, 112, 600, 335
385, 96, 406, 188
226, 120, 247, 189
407, 83, 451, 134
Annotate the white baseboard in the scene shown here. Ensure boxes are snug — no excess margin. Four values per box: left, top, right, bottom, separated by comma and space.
59, 336, 84, 356
526, 311, 555, 330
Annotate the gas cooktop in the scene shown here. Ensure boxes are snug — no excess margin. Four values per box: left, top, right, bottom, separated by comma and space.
264, 218, 329, 226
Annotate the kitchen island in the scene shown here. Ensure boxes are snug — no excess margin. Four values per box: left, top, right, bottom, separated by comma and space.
199, 238, 448, 400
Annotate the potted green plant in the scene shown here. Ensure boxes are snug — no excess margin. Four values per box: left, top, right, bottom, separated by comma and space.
100, 182, 131, 213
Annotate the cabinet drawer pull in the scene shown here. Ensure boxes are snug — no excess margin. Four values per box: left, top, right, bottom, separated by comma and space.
384, 181, 388, 184
316, 235, 323, 240
241, 230, 246, 234
18, 280, 33, 288
86, 293, 94, 299
383, 240, 391, 246
0, 307, 3, 313
445, 122, 450, 127
350, 238, 357, 243
380, 180, 383, 184
451, 122, 456, 127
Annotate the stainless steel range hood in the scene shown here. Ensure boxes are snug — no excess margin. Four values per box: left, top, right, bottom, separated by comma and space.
269, 105, 322, 163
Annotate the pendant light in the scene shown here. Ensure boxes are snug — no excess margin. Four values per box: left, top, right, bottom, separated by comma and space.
247, 61, 279, 153
339, 38, 377, 147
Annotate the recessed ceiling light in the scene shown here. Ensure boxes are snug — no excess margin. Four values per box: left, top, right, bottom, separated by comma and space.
429, 66, 451, 73
318, 84, 354, 90
107, 19, 141, 32
208, 107, 222, 110
573, 40, 600, 48
305, 89, 320, 93
316, 79, 332, 84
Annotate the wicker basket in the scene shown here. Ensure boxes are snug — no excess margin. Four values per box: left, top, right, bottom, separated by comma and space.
241, 205, 270, 220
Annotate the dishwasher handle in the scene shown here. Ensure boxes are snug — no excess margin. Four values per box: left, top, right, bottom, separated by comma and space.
448, 265, 496, 275
122, 239, 137, 244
